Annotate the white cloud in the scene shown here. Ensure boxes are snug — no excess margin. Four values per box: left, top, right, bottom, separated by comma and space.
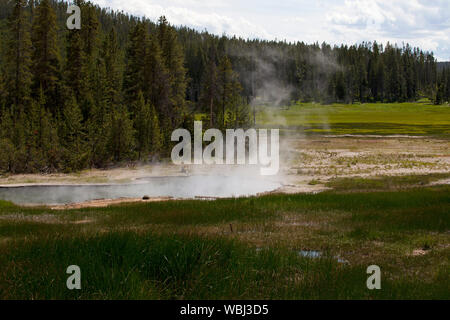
93, 0, 274, 39
326, 0, 450, 60
90, 0, 450, 60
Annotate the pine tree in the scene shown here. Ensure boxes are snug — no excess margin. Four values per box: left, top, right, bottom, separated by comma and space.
109, 105, 135, 162
0, 137, 14, 172
368, 42, 380, 101
78, 0, 99, 61
227, 82, 244, 128
335, 71, 346, 102
79, 0, 99, 101
84, 28, 122, 167
61, 95, 88, 171
217, 56, 242, 128
0, 107, 15, 172
150, 104, 163, 156
11, 108, 28, 173
199, 45, 218, 127
123, 21, 147, 109
0, 66, 6, 108
103, 28, 122, 107
357, 57, 368, 102
5, 0, 33, 111
65, 28, 85, 100
226, 96, 251, 129
376, 55, 386, 101
27, 89, 46, 170
435, 83, 444, 105
27, 89, 59, 172
134, 91, 151, 159
156, 16, 187, 129
446, 69, 450, 103
144, 34, 170, 117
31, 0, 61, 113
86, 99, 111, 167
384, 44, 401, 102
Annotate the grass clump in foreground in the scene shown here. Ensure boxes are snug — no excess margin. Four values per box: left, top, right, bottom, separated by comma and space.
0, 186, 449, 300
0, 233, 368, 300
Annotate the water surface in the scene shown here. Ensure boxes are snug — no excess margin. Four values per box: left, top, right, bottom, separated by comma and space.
0, 175, 281, 205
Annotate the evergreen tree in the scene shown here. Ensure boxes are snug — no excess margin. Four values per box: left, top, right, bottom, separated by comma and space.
368, 42, 379, 101
5, 0, 32, 111
11, 108, 28, 173
0, 66, 6, 108
85, 87, 112, 167
435, 83, 444, 105
60, 95, 88, 171
26, 89, 59, 172
217, 56, 242, 128
144, 34, 170, 119
335, 71, 346, 102
134, 91, 151, 159
0, 137, 14, 172
134, 91, 163, 159
0, 107, 14, 172
78, 0, 99, 61
156, 16, 187, 129
123, 21, 147, 108
109, 105, 134, 162
65, 27, 85, 100
357, 57, 368, 102
80, 0, 99, 97
384, 44, 401, 102
226, 97, 251, 129
150, 104, 163, 156
31, 0, 61, 112
86, 99, 111, 167
103, 27, 122, 107
446, 69, 450, 103
199, 45, 218, 127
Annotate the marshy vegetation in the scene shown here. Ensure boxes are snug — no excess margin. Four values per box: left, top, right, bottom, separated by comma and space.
0, 183, 449, 299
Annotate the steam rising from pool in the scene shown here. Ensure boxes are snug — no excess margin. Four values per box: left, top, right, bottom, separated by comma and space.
0, 175, 281, 205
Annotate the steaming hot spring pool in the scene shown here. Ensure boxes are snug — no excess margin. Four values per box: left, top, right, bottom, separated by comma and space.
0, 176, 282, 205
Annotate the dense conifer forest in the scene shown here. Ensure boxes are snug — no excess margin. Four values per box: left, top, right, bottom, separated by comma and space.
0, 0, 449, 173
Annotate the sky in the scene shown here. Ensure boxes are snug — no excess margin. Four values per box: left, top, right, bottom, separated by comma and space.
91, 0, 450, 61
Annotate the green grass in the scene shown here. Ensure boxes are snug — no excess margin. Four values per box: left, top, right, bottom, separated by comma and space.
257, 102, 450, 135
0, 233, 368, 300
3, 232, 448, 300
326, 173, 450, 192
0, 186, 449, 300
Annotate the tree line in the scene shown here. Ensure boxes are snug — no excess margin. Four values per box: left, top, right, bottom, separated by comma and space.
0, 0, 249, 173
0, 0, 447, 173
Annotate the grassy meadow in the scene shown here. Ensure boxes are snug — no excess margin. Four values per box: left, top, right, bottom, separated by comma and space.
257, 101, 450, 135
0, 102, 449, 300
0, 182, 449, 299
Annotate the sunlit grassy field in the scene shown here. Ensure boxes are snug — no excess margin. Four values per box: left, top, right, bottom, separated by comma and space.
0, 183, 449, 299
257, 102, 450, 135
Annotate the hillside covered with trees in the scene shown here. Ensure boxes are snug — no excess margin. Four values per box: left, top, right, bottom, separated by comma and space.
0, 0, 449, 173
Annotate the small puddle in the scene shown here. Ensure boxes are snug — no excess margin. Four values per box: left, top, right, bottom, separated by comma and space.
298, 250, 349, 264
298, 250, 322, 258
256, 248, 349, 264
